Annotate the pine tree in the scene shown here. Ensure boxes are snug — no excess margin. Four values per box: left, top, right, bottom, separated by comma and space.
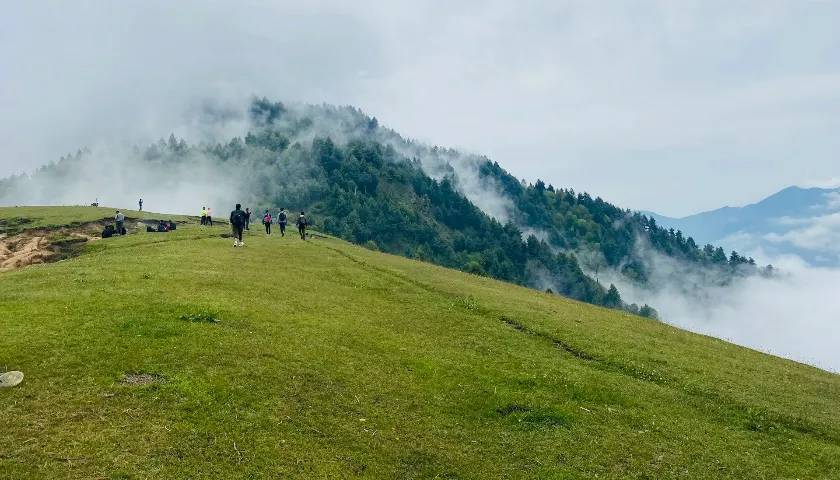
604, 284, 622, 308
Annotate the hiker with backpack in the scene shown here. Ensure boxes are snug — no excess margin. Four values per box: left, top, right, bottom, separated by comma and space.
200, 206, 207, 225
263, 210, 272, 235
230, 204, 247, 247
277, 208, 288, 237
297, 211, 307, 240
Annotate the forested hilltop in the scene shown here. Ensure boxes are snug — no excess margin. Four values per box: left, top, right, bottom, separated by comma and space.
0, 98, 766, 315
476, 162, 765, 285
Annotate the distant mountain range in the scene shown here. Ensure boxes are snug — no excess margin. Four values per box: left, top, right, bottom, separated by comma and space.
646, 186, 840, 266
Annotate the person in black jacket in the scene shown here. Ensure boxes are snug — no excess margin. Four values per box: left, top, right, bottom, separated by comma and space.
277, 208, 287, 237
296, 211, 307, 240
229, 204, 247, 247
244, 208, 251, 230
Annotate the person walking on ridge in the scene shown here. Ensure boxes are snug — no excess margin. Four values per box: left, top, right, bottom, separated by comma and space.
230, 204, 247, 247
200, 206, 207, 225
263, 210, 272, 235
138, 198, 143, 211
277, 208, 287, 237
245, 208, 252, 230
297, 211, 307, 240
206, 207, 213, 226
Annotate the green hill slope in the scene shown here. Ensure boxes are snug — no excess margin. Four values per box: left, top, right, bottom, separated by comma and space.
0, 99, 766, 315
1, 207, 839, 479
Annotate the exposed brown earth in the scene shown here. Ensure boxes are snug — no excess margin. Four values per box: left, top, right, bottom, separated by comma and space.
0, 223, 102, 272
0, 218, 182, 272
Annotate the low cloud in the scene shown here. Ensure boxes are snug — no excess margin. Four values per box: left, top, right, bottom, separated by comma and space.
4, 2, 840, 216
0, 144, 243, 216
765, 212, 840, 255
824, 191, 840, 209
611, 251, 840, 372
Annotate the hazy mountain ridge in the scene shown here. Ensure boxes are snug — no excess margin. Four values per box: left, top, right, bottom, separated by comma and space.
647, 186, 840, 266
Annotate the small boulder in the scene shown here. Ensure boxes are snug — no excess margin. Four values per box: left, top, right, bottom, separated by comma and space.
0, 371, 24, 388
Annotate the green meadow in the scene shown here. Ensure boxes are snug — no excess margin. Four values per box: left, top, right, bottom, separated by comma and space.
1, 207, 838, 479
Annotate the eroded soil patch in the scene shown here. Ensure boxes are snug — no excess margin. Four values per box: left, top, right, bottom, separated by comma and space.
120, 373, 164, 385
0, 223, 101, 272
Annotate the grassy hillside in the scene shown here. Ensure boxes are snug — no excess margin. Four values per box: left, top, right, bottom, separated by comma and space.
1, 207, 839, 479
0, 206, 189, 234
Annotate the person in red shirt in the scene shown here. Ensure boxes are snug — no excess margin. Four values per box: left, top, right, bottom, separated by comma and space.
263, 210, 272, 235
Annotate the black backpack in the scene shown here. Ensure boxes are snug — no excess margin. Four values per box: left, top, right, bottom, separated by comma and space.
232, 210, 246, 227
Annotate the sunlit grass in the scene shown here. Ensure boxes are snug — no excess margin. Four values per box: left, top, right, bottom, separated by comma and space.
1, 207, 839, 478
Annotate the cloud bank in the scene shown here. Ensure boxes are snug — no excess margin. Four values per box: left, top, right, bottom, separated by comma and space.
3, 1, 840, 215
610, 249, 840, 372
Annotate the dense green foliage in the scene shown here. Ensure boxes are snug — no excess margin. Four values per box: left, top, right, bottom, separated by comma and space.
309, 137, 615, 306
478, 161, 762, 285
235, 131, 617, 309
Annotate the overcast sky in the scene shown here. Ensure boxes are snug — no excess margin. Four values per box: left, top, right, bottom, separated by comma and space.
2, 1, 839, 216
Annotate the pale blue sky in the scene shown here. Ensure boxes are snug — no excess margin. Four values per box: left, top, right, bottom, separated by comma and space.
2, 0, 839, 216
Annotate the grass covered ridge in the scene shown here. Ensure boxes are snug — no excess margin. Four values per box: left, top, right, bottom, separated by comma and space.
1, 207, 839, 478
0, 206, 190, 234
